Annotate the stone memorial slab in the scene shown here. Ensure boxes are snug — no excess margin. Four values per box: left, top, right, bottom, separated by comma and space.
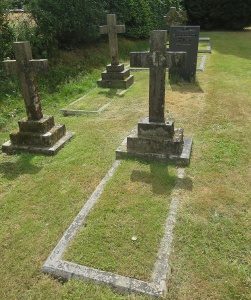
116, 31, 192, 165
2, 41, 73, 155
169, 26, 200, 81
98, 14, 134, 89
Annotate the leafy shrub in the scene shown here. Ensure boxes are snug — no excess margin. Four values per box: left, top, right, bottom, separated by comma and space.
0, 1, 14, 62
185, 0, 251, 30
29, 0, 106, 49
28, 0, 182, 49
106, 0, 182, 38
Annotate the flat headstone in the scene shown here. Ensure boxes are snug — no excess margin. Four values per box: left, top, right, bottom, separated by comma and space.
169, 26, 200, 81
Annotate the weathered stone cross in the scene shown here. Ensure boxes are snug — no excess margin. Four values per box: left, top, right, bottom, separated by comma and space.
3, 41, 48, 121
130, 30, 184, 123
100, 14, 125, 66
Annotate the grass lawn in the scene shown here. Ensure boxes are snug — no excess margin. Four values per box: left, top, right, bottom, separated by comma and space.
0, 31, 250, 299
64, 85, 128, 112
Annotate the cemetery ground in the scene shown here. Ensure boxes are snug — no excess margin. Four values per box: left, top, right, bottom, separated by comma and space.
0, 31, 250, 299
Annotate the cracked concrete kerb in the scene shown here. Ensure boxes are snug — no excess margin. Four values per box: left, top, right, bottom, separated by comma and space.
42, 157, 186, 298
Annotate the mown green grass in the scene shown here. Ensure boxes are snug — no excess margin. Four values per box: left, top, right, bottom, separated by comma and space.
66, 87, 126, 111
65, 160, 176, 281
0, 37, 148, 128
0, 31, 250, 300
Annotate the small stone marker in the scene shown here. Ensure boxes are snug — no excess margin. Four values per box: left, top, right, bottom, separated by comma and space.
2, 41, 73, 155
116, 31, 192, 165
169, 26, 200, 81
98, 14, 134, 89
164, 6, 188, 31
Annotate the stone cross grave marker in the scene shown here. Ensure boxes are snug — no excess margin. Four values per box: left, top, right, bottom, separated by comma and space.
169, 26, 200, 81
4, 41, 47, 120
130, 31, 186, 121
98, 14, 134, 89
2, 41, 73, 155
164, 7, 187, 30
100, 14, 125, 66
116, 30, 192, 165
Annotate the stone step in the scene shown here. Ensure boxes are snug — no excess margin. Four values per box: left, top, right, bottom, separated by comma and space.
97, 75, 134, 90
138, 118, 175, 139
127, 128, 184, 156
10, 124, 66, 147
106, 63, 125, 73
101, 69, 130, 80
18, 116, 55, 133
2, 131, 73, 156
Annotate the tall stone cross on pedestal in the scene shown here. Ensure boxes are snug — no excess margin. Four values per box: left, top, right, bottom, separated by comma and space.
116, 30, 192, 166
130, 30, 185, 123
4, 41, 48, 121
98, 14, 134, 89
100, 14, 125, 66
2, 41, 73, 155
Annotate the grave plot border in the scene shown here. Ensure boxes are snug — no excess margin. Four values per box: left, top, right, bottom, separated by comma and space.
197, 54, 207, 72
198, 37, 212, 54
60, 88, 129, 117
42, 136, 187, 298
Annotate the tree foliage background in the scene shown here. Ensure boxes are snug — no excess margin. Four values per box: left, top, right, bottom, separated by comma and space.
1, 0, 251, 61
185, 0, 251, 30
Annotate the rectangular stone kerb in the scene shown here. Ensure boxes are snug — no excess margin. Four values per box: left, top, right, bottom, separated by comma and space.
3, 41, 48, 121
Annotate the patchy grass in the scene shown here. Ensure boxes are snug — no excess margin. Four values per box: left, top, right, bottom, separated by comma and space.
167, 31, 251, 300
65, 86, 127, 111
0, 31, 250, 300
65, 160, 176, 281
0, 38, 148, 129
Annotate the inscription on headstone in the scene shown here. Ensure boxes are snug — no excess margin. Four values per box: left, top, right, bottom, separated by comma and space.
169, 26, 200, 81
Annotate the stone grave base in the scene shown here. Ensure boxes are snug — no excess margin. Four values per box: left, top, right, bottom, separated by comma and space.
116, 118, 192, 166
2, 116, 73, 155
97, 64, 134, 89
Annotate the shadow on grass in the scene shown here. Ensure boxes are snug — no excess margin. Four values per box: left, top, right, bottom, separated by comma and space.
169, 80, 204, 94
131, 163, 193, 195
97, 89, 125, 99
0, 154, 42, 180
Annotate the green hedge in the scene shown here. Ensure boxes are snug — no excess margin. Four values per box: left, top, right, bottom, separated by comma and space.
185, 0, 251, 30
29, 0, 106, 48
28, 0, 181, 50
0, 1, 14, 62
106, 0, 181, 38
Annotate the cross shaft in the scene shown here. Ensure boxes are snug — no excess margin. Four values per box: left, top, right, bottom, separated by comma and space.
130, 31, 168, 123
130, 31, 186, 123
100, 14, 125, 66
3, 41, 48, 121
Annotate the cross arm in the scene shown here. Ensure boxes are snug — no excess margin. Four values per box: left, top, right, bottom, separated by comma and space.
100, 25, 108, 34
116, 25, 126, 34
30, 59, 48, 73
130, 52, 149, 68
3, 60, 17, 75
